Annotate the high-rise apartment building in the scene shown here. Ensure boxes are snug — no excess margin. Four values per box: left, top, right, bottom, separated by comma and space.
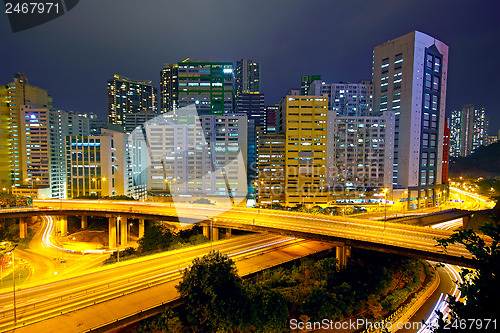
15, 106, 90, 198
308, 80, 374, 116
160, 59, 235, 116
20, 106, 51, 188
449, 105, 489, 157
280, 95, 328, 206
6, 74, 53, 187
326, 111, 395, 199
235, 59, 260, 95
373, 31, 448, 209
0, 85, 10, 185
256, 132, 285, 205
143, 111, 247, 201
107, 75, 158, 130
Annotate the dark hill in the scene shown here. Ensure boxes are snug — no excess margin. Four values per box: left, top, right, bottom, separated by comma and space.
449, 141, 500, 178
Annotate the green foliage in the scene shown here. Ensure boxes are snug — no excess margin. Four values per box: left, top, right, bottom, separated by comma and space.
173, 249, 427, 331
134, 308, 183, 333
0, 193, 29, 207
176, 251, 250, 332
302, 287, 341, 320
73, 194, 137, 201
104, 247, 138, 264
138, 224, 180, 253
449, 141, 500, 178
191, 197, 214, 205
247, 285, 289, 332
249, 251, 423, 322
105, 224, 208, 264
474, 178, 500, 199
285, 204, 366, 216
434, 214, 500, 331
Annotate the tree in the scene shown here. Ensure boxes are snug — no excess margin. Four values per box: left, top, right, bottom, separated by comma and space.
247, 284, 289, 332
433, 214, 500, 332
176, 251, 250, 332
137, 224, 179, 253
134, 308, 183, 333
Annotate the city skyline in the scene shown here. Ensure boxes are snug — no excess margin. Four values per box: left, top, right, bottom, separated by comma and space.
0, 0, 498, 132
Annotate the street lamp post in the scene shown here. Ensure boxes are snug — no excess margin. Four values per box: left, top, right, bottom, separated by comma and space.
10, 244, 18, 325
210, 218, 215, 251
402, 190, 408, 217
383, 188, 389, 230
128, 222, 133, 243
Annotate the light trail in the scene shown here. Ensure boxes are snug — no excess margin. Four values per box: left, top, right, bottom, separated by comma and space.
431, 218, 463, 230
449, 187, 494, 208
417, 264, 463, 333
41, 216, 106, 255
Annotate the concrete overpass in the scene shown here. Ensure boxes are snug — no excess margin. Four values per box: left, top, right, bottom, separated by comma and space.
0, 200, 483, 267
387, 208, 475, 227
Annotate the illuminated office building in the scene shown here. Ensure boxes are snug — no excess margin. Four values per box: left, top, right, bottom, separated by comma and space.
373, 31, 448, 209
66, 129, 146, 199
49, 109, 90, 198
161, 59, 235, 116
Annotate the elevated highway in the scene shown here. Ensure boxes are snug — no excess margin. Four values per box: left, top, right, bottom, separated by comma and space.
0, 200, 482, 266
0, 219, 335, 333
386, 209, 475, 227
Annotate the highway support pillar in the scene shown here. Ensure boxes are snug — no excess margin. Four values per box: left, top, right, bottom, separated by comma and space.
59, 216, 67, 238
226, 228, 232, 238
81, 215, 88, 229
212, 227, 219, 241
463, 215, 470, 228
138, 219, 145, 238
19, 217, 28, 239
336, 245, 351, 269
109, 217, 117, 249
119, 217, 128, 246
203, 226, 210, 238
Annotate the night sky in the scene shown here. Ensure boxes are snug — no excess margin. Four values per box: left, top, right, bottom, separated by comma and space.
1, 0, 499, 132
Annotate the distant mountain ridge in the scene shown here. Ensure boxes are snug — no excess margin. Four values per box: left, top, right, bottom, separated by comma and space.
449, 141, 500, 178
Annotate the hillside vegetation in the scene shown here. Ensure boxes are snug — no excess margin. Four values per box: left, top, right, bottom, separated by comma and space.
449, 141, 500, 178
